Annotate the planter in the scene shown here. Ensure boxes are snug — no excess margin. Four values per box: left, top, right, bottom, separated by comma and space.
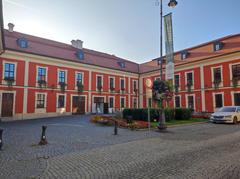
4, 77, 15, 87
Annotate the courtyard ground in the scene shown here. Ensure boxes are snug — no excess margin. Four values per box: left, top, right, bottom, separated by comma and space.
0, 115, 240, 179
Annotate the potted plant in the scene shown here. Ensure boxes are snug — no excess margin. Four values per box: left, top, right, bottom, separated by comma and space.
121, 88, 125, 94
77, 81, 84, 93
97, 85, 102, 92
4, 76, 15, 87
38, 79, 47, 88
213, 79, 221, 89
110, 87, 115, 92
134, 89, 138, 94
175, 85, 179, 93
59, 82, 67, 92
232, 77, 239, 88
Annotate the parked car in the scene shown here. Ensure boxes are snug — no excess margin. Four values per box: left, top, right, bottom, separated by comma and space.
210, 106, 240, 124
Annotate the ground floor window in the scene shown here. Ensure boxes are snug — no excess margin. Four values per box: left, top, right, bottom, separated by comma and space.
58, 95, 65, 108
215, 94, 223, 108
109, 97, 114, 108
134, 98, 138, 108
120, 97, 125, 108
36, 94, 45, 108
234, 93, 240, 106
175, 96, 180, 108
187, 96, 194, 110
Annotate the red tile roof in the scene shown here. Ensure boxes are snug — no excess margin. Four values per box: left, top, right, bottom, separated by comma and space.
4, 29, 240, 74
4, 30, 139, 73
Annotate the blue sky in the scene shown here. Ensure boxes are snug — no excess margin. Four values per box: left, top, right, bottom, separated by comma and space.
3, 0, 240, 63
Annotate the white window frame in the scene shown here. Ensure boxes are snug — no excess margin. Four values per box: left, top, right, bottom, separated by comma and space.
36, 65, 48, 87
57, 69, 68, 86
120, 78, 125, 91
109, 76, 115, 91
133, 80, 138, 93
75, 71, 84, 89
231, 91, 240, 106
108, 96, 115, 108
120, 96, 126, 109
212, 92, 224, 111
211, 65, 223, 88
174, 95, 181, 108
35, 92, 47, 113
229, 62, 240, 86
96, 74, 103, 91
185, 70, 194, 90
2, 61, 17, 86
185, 94, 195, 110
174, 73, 181, 90
56, 93, 66, 108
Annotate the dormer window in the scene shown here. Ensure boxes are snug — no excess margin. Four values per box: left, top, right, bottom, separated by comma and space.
181, 51, 189, 60
118, 61, 125, 68
16, 38, 28, 48
213, 41, 224, 51
76, 50, 84, 60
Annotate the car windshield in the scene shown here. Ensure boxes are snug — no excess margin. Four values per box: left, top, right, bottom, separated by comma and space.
218, 107, 236, 112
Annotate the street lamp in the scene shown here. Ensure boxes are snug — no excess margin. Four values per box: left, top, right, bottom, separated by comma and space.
156, 0, 177, 130
157, 0, 177, 80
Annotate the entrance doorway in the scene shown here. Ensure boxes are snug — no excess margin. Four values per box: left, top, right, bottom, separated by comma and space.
72, 96, 85, 114
1, 93, 14, 117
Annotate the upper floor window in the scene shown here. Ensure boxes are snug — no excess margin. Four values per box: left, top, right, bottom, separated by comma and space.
232, 64, 240, 79
59, 71, 66, 83
76, 73, 83, 84
97, 76, 102, 90
120, 79, 125, 90
186, 72, 193, 86
174, 74, 180, 87
109, 77, 114, 90
133, 80, 138, 91
16, 38, 28, 48
181, 51, 189, 60
4, 63, 15, 80
37, 67, 47, 82
213, 67, 222, 82
118, 61, 125, 68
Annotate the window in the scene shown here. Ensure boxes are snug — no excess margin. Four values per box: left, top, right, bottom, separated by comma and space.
4, 63, 15, 79
59, 71, 66, 83
37, 67, 47, 82
97, 76, 102, 89
36, 94, 45, 108
213, 68, 222, 82
58, 95, 65, 108
121, 97, 125, 108
186, 72, 193, 86
109, 77, 114, 89
175, 96, 180, 108
174, 74, 180, 87
133, 80, 137, 91
16, 38, 28, 48
76, 50, 84, 60
232, 64, 240, 79
234, 93, 240, 106
181, 51, 188, 60
120, 79, 125, 90
213, 41, 223, 51
109, 97, 114, 108
134, 98, 138, 108
118, 61, 125, 68
215, 94, 223, 108
188, 96, 194, 109
76, 73, 83, 84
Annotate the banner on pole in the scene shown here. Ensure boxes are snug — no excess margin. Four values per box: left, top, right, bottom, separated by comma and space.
164, 13, 174, 80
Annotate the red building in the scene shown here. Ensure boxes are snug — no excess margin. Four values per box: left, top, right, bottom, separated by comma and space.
0, 24, 240, 120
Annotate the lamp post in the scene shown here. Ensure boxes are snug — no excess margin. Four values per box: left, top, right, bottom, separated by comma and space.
156, 0, 177, 130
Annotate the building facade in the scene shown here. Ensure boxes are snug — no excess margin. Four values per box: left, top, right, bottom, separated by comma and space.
0, 26, 240, 120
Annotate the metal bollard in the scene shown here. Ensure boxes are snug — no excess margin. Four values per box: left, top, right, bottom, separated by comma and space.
0, 128, 3, 150
114, 121, 118, 135
39, 125, 48, 145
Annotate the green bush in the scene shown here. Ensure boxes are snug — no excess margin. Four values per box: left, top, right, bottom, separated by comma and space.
175, 108, 191, 120
123, 107, 192, 122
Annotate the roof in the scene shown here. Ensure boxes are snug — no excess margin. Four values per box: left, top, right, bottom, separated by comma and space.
139, 34, 240, 73
3, 29, 240, 74
4, 29, 139, 73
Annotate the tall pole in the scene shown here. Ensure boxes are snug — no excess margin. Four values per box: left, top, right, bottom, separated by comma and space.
160, 0, 163, 80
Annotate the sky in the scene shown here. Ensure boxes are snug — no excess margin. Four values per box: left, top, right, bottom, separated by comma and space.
2, 0, 240, 63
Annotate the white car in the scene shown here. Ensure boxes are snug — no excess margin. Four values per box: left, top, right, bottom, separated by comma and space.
210, 106, 240, 124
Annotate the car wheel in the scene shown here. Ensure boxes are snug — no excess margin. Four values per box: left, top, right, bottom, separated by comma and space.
233, 117, 238, 124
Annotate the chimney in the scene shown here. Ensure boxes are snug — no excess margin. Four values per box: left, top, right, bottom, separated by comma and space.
8, 23, 14, 32
71, 39, 83, 49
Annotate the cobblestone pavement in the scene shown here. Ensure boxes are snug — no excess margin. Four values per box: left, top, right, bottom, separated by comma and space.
1, 116, 240, 178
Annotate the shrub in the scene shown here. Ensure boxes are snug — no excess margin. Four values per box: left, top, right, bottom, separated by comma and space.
164, 108, 174, 122
175, 108, 191, 120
